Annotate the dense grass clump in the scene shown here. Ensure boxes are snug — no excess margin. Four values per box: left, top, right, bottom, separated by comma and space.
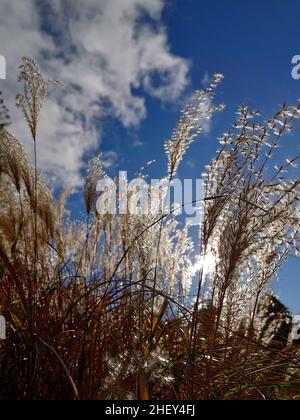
0, 58, 299, 400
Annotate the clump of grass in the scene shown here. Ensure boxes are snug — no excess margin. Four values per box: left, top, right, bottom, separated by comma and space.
0, 58, 299, 400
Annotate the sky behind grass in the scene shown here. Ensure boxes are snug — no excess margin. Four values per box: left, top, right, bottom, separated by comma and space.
101, 0, 300, 312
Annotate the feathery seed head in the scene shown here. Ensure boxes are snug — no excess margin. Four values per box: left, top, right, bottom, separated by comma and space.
16, 57, 60, 141
165, 73, 224, 177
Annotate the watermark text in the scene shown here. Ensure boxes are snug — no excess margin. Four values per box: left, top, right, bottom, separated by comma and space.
96, 172, 205, 225
0, 316, 6, 340
292, 55, 300, 80
0, 55, 6, 80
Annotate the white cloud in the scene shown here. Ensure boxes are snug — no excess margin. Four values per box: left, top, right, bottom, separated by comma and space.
0, 0, 190, 187
102, 151, 119, 169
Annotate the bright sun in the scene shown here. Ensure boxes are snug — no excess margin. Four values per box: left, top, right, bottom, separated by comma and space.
189, 250, 217, 278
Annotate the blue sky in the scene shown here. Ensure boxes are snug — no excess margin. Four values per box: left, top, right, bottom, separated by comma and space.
170, 0, 300, 313
0, 0, 299, 311
98, 0, 300, 312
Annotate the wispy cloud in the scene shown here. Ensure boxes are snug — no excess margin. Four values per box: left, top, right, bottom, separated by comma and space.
132, 138, 144, 148
0, 0, 190, 187
102, 151, 119, 169
186, 159, 196, 169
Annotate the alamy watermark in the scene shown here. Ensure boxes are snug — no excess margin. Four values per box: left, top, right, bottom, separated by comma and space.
0, 55, 6, 80
96, 172, 205, 225
0, 315, 6, 340
292, 55, 300, 80
292, 315, 300, 342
